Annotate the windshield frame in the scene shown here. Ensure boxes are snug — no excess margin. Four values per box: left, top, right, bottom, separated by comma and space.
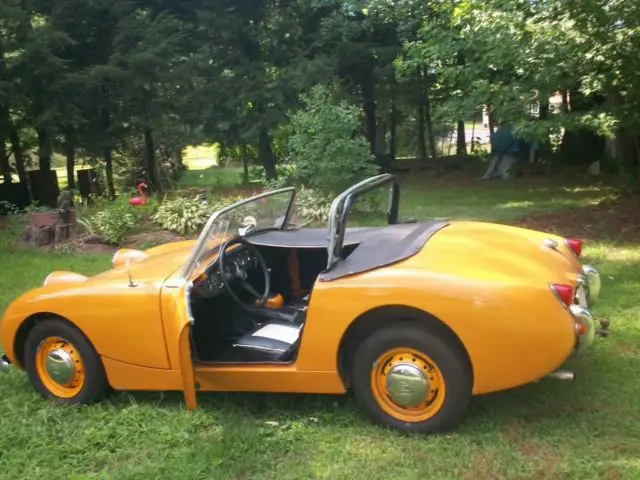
179, 186, 296, 280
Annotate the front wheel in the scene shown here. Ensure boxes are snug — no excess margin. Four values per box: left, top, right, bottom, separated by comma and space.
350, 323, 472, 434
24, 319, 109, 405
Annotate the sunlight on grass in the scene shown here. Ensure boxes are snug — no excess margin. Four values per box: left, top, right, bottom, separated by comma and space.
177, 167, 245, 189
496, 200, 535, 209
183, 144, 220, 170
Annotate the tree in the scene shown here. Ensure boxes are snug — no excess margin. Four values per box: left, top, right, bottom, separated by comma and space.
286, 84, 377, 194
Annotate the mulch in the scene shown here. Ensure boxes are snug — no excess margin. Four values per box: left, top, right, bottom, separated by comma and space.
514, 195, 640, 243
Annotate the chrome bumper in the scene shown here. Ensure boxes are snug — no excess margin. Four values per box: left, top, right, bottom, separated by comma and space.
571, 264, 607, 357
570, 305, 596, 356
578, 264, 601, 307
0, 355, 10, 373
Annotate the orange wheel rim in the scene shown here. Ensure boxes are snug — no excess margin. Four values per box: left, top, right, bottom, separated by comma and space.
35, 337, 85, 398
371, 347, 446, 423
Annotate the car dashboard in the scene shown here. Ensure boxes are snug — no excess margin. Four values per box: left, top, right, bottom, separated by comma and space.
192, 246, 259, 299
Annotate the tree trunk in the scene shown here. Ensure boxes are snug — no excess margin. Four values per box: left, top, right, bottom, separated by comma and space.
614, 128, 640, 190
241, 142, 249, 184
144, 127, 160, 193
0, 142, 10, 184
36, 127, 52, 171
218, 143, 227, 165
424, 88, 438, 161
361, 75, 377, 155
561, 90, 569, 112
64, 128, 76, 189
0, 103, 12, 184
258, 126, 276, 180
8, 118, 26, 184
417, 101, 427, 162
454, 53, 467, 157
559, 87, 606, 165
375, 119, 387, 155
176, 147, 184, 168
104, 147, 115, 199
539, 96, 549, 120
487, 104, 495, 135
456, 120, 467, 156
389, 102, 397, 160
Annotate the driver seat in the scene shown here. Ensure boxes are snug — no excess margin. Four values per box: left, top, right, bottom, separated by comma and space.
248, 293, 309, 326
231, 321, 303, 362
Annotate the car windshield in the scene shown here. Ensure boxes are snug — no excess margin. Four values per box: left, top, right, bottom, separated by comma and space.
181, 188, 295, 280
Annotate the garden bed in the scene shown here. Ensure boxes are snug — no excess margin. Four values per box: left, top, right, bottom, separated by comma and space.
515, 195, 640, 243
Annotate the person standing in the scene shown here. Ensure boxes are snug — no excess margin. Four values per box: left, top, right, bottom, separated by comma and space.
480, 123, 520, 180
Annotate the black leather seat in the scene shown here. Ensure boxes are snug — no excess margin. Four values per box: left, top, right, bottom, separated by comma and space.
231, 321, 303, 362
248, 294, 309, 326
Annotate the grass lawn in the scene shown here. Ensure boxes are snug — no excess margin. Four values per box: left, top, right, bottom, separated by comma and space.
1, 170, 639, 479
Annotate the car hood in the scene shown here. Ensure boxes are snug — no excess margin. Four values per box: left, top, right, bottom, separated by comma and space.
42, 240, 197, 290
95, 240, 197, 284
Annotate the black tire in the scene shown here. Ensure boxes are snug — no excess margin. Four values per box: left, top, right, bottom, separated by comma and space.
24, 319, 109, 405
350, 322, 472, 434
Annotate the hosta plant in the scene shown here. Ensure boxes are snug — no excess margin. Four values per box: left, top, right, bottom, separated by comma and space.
152, 197, 211, 235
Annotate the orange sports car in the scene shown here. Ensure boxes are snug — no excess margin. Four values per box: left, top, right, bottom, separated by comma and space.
0, 174, 607, 434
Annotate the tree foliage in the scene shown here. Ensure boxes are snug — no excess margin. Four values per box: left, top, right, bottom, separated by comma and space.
1, 0, 639, 195
286, 84, 376, 194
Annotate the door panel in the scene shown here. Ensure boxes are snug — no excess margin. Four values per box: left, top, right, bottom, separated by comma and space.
161, 282, 197, 410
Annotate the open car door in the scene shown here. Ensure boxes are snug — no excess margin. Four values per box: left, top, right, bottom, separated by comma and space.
326, 174, 400, 270
161, 280, 198, 410
165, 187, 298, 409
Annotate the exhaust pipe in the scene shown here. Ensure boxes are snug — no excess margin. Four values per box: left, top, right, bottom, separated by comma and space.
546, 370, 575, 381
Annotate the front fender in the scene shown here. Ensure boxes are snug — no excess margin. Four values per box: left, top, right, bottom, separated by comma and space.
0, 279, 170, 370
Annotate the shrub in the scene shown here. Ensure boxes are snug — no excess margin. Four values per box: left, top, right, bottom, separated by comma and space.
286, 84, 378, 195
0, 201, 22, 216
247, 164, 295, 187
77, 197, 142, 244
92, 203, 139, 244
293, 187, 332, 224
152, 196, 211, 235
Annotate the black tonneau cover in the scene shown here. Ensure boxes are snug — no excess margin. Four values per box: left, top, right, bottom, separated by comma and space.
248, 226, 382, 249
249, 221, 449, 281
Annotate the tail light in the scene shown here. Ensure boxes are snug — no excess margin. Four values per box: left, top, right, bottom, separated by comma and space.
565, 238, 583, 257
551, 284, 574, 307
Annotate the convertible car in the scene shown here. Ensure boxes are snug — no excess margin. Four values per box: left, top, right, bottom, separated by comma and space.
0, 174, 607, 433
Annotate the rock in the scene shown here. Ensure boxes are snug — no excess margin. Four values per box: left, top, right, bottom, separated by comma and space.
54, 223, 75, 242
29, 226, 53, 246
21, 226, 31, 242
84, 235, 107, 245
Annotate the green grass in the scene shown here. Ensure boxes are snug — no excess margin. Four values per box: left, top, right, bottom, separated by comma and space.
400, 178, 617, 222
1, 171, 639, 479
177, 166, 246, 190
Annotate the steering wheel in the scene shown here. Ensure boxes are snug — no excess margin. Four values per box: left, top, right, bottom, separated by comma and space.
217, 236, 271, 308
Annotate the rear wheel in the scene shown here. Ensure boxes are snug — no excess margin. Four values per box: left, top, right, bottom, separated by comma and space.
24, 319, 109, 405
350, 323, 472, 434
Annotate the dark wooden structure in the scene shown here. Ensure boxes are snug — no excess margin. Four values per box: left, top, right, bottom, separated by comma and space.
27, 170, 60, 208
0, 182, 31, 209
77, 169, 103, 202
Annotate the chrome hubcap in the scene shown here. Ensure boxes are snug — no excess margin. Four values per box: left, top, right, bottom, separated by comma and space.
45, 349, 76, 386
385, 363, 430, 408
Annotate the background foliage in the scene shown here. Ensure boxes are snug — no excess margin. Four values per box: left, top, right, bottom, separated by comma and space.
1, 0, 639, 200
